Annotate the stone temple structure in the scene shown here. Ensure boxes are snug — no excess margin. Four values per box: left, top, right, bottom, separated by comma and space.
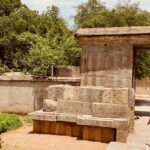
29, 26, 150, 143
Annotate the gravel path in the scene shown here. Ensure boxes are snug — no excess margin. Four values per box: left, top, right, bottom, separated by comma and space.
2, 125, 107, 150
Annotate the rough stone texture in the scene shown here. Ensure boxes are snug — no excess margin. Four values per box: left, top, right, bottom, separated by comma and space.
56, 113, 77, 123
92, 103, 128, 118
101, 88, 113, 103
28, 110, 57, 121
29, 85, 134, 143
47, 85, 66, 100
116, 129, 128, 143
56, 100, 91, 115
79, 86, 102, 103
80, 44, 133, 88
107, 142, 148, 150
77, 115, 128, 129
113, 88, 129, 105
43, 99, 57, 112
128, 88, 135, 133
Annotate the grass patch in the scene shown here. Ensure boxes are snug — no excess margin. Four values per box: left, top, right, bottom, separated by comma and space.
0, 113, 31, 133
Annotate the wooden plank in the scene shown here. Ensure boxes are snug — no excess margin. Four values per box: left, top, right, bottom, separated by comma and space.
82, 126, 90, 140
43, 121, 50, 134
89, 127, 96, 141
40, 121, 44, 134
94, 127, 102, 142
33, 120, 39, 133
101, 128, 116, 143
72, 125, 82, 138
66, 123, 72, 136
50, 122, 57, 135
56, 122, 66, 135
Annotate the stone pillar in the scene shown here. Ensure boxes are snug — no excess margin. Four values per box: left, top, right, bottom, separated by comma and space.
81, 43, 133, 88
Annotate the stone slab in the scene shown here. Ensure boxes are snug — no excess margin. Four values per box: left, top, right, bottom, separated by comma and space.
56, 113, 77, 123
77, 115, 128, 129
92, 103, 128, 118
28, 110, 56, 121
107, 142, 148, 150
56, 100, 91, 115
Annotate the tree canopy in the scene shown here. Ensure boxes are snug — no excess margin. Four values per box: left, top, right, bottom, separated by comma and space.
0, 2, 80, 76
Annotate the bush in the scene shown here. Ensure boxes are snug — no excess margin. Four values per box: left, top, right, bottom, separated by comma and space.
0, 113, 22, 133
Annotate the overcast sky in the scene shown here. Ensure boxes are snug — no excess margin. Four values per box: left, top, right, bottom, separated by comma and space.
21, 0, 150, 27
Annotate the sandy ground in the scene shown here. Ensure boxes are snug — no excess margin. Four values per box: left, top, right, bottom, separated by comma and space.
1, 125, 108, 150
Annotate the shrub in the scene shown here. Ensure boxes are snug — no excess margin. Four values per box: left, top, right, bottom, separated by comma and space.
0, 113, 22, 133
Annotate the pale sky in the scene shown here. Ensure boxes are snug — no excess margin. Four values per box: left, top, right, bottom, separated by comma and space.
21, 0, 150, 27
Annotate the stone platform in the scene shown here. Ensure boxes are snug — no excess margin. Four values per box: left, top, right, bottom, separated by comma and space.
28, 85, 135, 143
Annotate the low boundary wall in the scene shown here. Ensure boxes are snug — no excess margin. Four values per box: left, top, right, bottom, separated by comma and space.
0, 78, 80, 114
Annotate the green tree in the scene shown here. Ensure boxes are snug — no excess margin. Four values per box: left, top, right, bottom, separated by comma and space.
0, 0, 21, 16
0, 4, 80, 76
74, 0, 111, 28
136, 51, 150, 79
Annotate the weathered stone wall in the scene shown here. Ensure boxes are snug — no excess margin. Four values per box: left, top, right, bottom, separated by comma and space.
0, 78, 80, 114
81, 43, 133, 88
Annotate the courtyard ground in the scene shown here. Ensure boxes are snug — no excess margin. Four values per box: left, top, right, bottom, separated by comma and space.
1, 125, 107, 150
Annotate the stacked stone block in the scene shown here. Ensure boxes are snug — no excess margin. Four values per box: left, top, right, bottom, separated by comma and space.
29, 85, 134, 143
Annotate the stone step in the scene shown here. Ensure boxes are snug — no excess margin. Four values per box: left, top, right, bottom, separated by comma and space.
135, 106, 150, 116
135, 99, 150, 106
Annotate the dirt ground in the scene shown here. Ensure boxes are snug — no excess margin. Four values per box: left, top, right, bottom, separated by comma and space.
1, 125, 108, 150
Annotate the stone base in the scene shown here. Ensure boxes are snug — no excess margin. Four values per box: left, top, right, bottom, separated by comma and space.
33, 120, 116, 143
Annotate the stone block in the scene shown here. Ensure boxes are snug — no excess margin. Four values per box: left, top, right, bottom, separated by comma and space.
63, 86, 80, 101
43, 99, 57, 112
28, 110, 56, 121
114, 118, 128, 130
56, 113, 77, 123
92, 103, 128, 118
128, 88, 135, 108
79, 86, 102, 103
101, 88, 113, 103
77, 115, 114, 128
47, 85, 65, 100
116, 129, 128, 143
57, 100, 91, 115
128, 107, 134, 133
113, 89, 129, 105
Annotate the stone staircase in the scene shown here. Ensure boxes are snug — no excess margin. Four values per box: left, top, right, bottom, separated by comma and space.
135, 97, 150, 116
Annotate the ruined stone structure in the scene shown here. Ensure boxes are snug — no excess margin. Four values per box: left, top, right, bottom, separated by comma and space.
29, 26, 150, 143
